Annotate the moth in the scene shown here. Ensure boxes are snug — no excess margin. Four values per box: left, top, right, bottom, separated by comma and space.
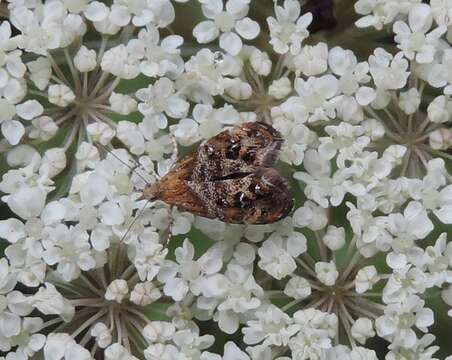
142, 122, 293, 224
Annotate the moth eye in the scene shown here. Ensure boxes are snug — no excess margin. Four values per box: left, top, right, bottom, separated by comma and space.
226, 143, 241, 159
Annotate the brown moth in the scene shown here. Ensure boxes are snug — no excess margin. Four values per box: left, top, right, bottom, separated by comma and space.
142, 122, 293, 224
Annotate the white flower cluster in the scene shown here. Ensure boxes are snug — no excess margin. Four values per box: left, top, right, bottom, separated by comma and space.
0, 0, 451, 359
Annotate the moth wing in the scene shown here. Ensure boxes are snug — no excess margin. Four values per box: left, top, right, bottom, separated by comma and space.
193, 122, 284, 181
188, 167, 293, 224
151, 153, 214, 218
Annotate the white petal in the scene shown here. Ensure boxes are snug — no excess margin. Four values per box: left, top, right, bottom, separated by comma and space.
434, 205, 452, 224
219, 32, 242, 56
235, 18, 260, 40
84, 1, 109, 22
0, 218, 25, 243
193, 21, 219, 43
2, 120, 25, 145
386, 252, 407, 270
408, 4, 433, 33
16, 100, 44, 120
356, 87, 376, 106
218, 312, 239, 335
0, 312, 21, 337
109, 5, 131, 27
8, 186, 46, 219
98, 202, 124, 226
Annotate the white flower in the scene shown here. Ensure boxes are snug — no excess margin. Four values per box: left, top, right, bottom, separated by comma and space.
393, 4, 446, 63
284, 276, 312, 300
376, 295, 434, 348
321, 226, 345, 251
27, 57, 52, 91
134, 237, 168, 282
355, 266, 380, 294
136, 77, 189, 131
143, 321, 175, 344
386, 201, 434, 253
48, 84, 76, 107
248, 47, 272, 76
292, 42, 329, 76
136, 26, 184, 79
427, 95, 452, 123
290, 308, 337, 359
108, 92, 137, 115
315, 261, 339, 286
105, 343, 138, 360
351, 318, 375, 344
293, 201, 329, 230
398, 88, 421, 114
258, 232, 307, 280
268, 77, 292, 99
101, 43, 140, 79
178, 48, 241, 102
40, 148, 67, 178
87, 122, 116, 145
44, 333, 92, 360
32, 283, 74, 322
170, 118, 201, 146
105, 279, 129, 303
267, 0, 312, 55
193, 0, 260, 55
30, 116, 59, 141
41, 224, 95, 282
368, 49, 410, 91
6, 186, 47, 220
91, 322, 112, 349
74, 45, 97, 72
158, 239, 200, 301
294, 149, 360, 208
355, 0, 422, 30
383, 265, 427, 303
243, 305, 299, 346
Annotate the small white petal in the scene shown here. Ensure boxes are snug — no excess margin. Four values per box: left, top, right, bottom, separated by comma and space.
2, 120, 25, 145
219, 32, 243, 56
235, 18, 260, 40
193, 21, 219, 43
84, 1, 109, 22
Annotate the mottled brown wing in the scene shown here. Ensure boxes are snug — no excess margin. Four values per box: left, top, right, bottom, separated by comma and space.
192, 122, 284, 182
144, 153, 214, 218
145, 122, 293, 224
188, 168, 293, 224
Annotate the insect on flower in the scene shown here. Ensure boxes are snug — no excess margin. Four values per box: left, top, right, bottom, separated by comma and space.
143, 121, 294, 224
104, 122, 294, 227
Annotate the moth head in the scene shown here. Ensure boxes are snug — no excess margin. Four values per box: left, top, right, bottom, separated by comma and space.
142, 182, 161, 201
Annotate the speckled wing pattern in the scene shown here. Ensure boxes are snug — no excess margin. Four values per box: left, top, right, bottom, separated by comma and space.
151, 122, 293, 224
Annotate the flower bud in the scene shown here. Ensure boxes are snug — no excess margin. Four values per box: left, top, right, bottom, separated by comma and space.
105, 279, 129, 303
40, 148, 66, 177
74, 45, 97, 72
429, 128, 452, 150
315, 261, 339, 286
268, 77, 292, 99
48, 84, 76, 107
323, 225, 346, 251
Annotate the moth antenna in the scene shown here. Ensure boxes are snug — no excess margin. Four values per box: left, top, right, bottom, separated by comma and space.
94, 142, 152, 185
118, 199, 152, 244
